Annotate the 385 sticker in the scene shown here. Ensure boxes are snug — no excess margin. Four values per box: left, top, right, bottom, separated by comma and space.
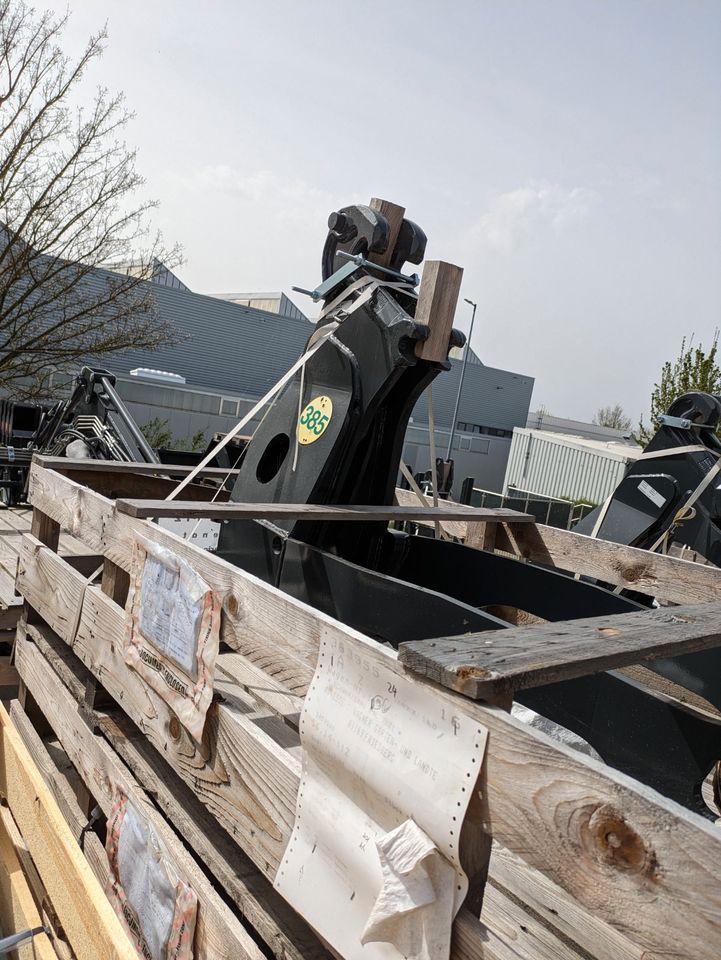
297, 395, 333, 445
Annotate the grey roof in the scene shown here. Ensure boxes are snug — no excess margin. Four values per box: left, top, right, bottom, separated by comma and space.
83, 268, 534, 432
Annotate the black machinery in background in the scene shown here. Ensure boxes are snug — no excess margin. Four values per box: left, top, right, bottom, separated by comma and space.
577, 390, 721, 564
0, 366, 247, 504
213, 200, 721, 818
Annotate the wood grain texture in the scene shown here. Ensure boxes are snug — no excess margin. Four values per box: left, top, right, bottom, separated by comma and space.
0, 805, 57, 960
14, 629, 267, 960
34, 455, 241, 478
398, 602, 721, 698
488, 844, 645, 960
9, 696, 110, 885
414, 260, 464, 362
22, 465, 721, 959
0, 701, 137, 960
368, 198, 406, 268
115, 498, 532, 522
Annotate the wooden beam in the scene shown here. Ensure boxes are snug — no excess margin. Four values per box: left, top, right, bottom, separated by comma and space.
398, 602, 721, 698
368, 198, 406, 268
396, 487, 721, 606
33, 455, 241, 478
0, 702, 137, 960
414, 260, 464, 363
114, 498, 533, 522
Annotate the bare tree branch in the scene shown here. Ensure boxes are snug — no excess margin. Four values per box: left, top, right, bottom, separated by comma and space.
0, 1, 181, 398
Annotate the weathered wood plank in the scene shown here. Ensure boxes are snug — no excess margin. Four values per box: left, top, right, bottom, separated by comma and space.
115, 498, 533, 522
398, 603, 721, 698
15, 502, 721, 959
33, 455, 241, 478
9, 698, 110, 888
14, 628, 267, 960
487, 844, 645, 960
414, 260, 464, 363
0, 701, 136, 960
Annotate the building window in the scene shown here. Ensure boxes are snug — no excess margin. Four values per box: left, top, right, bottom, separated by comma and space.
456, 421, 512, 440
220, 397, 238, 416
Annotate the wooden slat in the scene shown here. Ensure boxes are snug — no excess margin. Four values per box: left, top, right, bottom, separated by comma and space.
115, 497, 533, 522
0, 701, 136, 960
414, 260, 464, 362
15, 479, 721, 960
34, 455, 241, 477
9, 700, 111, 887
398, 602, 721, 698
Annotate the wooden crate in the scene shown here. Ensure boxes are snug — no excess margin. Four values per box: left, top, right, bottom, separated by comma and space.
11, 457, 721, 960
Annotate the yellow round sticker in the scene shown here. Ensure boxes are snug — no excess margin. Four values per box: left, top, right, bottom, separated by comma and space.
297, 395, 333, 445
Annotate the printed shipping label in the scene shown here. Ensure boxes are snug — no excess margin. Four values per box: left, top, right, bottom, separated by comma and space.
638, 479, 667, 509
125, 534, 220, 742
105, 787, 198, 960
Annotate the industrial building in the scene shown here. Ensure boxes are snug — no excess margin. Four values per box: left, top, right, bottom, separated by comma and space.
63, 264, 537, 495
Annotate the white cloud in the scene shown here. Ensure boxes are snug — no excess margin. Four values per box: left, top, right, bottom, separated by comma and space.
471, 182, 598, 255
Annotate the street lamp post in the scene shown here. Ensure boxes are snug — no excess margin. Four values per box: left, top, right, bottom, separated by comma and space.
445, 297, 477, 460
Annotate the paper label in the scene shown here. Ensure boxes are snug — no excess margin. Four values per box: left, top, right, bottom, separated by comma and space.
105, 788, 198, 960
638, 479, 666, 509
157, 517, 220, 551
125, 535, 220, 742
275, 630, 487, 960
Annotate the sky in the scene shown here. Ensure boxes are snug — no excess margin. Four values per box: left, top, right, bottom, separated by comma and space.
50, 0, 721, 424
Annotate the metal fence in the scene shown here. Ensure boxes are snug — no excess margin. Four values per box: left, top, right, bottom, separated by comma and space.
470, 485, 596, 530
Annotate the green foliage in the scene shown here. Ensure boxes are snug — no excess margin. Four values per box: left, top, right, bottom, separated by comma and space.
638, 332, 721, 444
140, 417, 172, 449
140, 418, 206, 452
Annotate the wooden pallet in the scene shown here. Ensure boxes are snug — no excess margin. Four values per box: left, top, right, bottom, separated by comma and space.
11, 457, 721, 960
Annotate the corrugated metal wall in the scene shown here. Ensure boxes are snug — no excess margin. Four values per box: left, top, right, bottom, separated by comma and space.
99, 279, 534, 436
503, 429, 638, 504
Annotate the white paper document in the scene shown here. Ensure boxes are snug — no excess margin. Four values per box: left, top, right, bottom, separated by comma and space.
275, 629, 488, 960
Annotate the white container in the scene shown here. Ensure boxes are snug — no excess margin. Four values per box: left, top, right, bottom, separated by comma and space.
503, 428, 641, 505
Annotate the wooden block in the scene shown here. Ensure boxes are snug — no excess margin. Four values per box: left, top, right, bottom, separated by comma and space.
465, 521, 497, 551
368, 198, 405, 268
30, 509, 59, 551
414, 260, 464, 362
101, 559, 130, 607
398, 602, 721, 698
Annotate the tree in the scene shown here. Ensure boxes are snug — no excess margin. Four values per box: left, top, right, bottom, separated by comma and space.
593, 403, 632, 432
0, 2, 180, 398
638, 332, 721, 444
141, 417, 206, 452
